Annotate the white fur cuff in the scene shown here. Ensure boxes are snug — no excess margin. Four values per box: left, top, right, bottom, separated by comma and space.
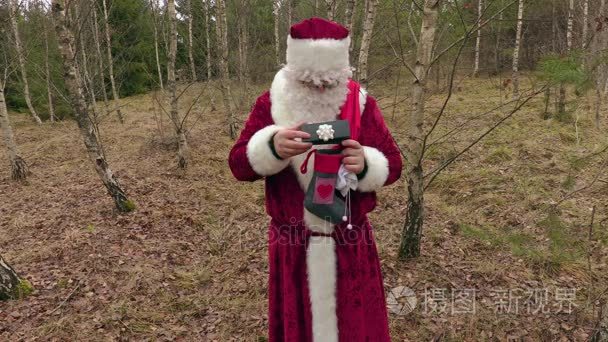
357, 146, 390, 192
246, 125, 290, 176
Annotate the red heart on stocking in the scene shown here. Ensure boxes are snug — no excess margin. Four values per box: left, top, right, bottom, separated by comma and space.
316, 184, 333, 199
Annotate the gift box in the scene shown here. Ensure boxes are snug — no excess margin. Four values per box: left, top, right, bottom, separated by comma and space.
301, 120, 351, 145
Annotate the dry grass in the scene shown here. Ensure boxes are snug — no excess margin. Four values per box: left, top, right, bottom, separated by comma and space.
0, 74, 606, 341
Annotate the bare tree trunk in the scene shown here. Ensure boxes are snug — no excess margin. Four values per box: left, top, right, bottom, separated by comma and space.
494, 12, 503, 74
237, 0, 249, 82
399, 0, 441, 260
216, 0, 237, 138
44, 22, 56, 123
92, 7, 110, 112
287, 0, 293, 25
326, 0, 336, 20
473, 0, 482, 77
582, 0, 589, 49
76, 4, 98, 119
345, 0, 357, 31
187, 0, 197, 82
0, 254, 27, 301
151, 0, 164, 89
273, 0, 281, 68
0, 81, 28, 180
314, 0, 319, 16
512, 0, 524, 98
9, 0, 42, 124
52, 0, 134, 213
357, 0, 379, 86
102, 0, 124, 123
593, 0, 607, 128
557, 0, 574, 115
204, 0, 212, 80
167, 0, 189, 169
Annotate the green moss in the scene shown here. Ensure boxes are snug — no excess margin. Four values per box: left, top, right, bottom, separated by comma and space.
13, 279, 34, 299
122, 200, 137, 212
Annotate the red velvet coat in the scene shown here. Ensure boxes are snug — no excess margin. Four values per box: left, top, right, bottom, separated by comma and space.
229, 80, 402, 342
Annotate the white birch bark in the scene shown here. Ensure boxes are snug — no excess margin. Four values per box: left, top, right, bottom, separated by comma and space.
204, 0, 212, 80
582, 0, 589, 49
592, 0, 607, 128
345, 0, 357, 31
0, 254, 23, 300
237, 0, 250, 82
326, 0, 335, 20
557, 0, 574, 114
76, 4, 98, 119
9, 0, 42, 124
44, 20, 55, 123
512, 0, 524, 98
187, 0, 197, 82
216, 0, 237, 138
357, 0, 379, 86
399, 0, 441, 259
273, 0, 281, 68
151, 0, 164, 89
167, 0, 189, 168
473, 0, 482, 77
92, 7, 110, 111
51, 0, 133, 212
102, 0, 124, 123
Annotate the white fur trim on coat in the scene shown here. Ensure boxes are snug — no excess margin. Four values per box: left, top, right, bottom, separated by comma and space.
287, 35, 351, 73
303, 208, 335, 234
357, 146, 390, 192
246, 125, 289, 176
307, 236, 339, 342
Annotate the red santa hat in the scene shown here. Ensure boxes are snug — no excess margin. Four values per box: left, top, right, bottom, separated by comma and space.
286, 17, 351, 74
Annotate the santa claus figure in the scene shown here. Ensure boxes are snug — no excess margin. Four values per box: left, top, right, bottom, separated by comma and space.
229, 17, 402, 342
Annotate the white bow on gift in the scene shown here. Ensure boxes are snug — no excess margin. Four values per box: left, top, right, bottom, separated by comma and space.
316, 124, 335, 142
336, 165, 357, 196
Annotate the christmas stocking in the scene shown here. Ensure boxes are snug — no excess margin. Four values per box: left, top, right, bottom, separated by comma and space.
301, 149, 345, 224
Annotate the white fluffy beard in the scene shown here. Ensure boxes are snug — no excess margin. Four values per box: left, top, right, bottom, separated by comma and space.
271, 67, 352, 126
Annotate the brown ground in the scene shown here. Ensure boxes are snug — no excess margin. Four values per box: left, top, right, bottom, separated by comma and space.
1, 76, 607, 341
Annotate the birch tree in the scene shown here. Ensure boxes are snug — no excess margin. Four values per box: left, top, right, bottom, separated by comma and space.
44, 18, 55, 123
0, 72, 28, 180
345, 0, 357, 31
187, 0, 197, 82
8, 0, 42, 124
357, 0, 379, 86
582, 0, 589, 49
216, 0, 237, 138
592, 0, 607, 128
399, 0, 441, 259
101, 0, 124, 123
237, 0, 250, 82
151, 0, 164, 89
557, 0, 574, 115
203, 0, 212, 80
512, 0, 524, 98
92, 7, 110, 111
473, 0, 483, 77
0, 254, 30, 301
326, 0, 336, 20
273, 0, 281, 67
167, 0, 189, 168
51, 0, 134, 213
